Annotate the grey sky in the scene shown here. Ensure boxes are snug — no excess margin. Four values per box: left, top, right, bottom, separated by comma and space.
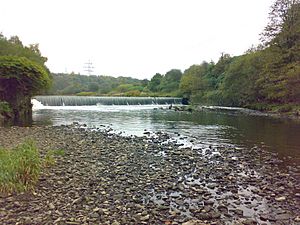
1, 0, 274, 79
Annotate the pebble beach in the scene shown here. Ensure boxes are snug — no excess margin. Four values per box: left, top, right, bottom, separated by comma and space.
0, 124, 299, 224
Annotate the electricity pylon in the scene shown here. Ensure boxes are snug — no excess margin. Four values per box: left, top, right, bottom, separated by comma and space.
84, 60, 94, 76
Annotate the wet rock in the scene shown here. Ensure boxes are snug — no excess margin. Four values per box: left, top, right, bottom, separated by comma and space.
275, 196, 286, 201
140, 214, 150, 221
242, 219, 257, 225
0, 125, 299, 224
275, 213, 291, 220
182, 220, 206, 225
90, 212, 99, 218
49, 203, 55, 209
111, 221, 120, 225
196, 213, 213, 220
260, 214, 276, 222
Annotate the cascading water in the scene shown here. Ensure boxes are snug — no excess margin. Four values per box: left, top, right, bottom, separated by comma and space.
33, 96, 182, 106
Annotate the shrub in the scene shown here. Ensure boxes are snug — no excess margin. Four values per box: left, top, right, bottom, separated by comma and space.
0, 140, 41, 193
0, 101, 11, 113
76, 92, 97, 96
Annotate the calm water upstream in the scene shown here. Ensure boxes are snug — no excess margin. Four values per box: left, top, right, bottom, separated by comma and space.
32, 97, 300, 166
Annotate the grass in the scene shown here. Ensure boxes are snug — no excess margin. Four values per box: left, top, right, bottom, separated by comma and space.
44, 149, 65, 167
0, 140, 40, 193
0, 140, 65, 194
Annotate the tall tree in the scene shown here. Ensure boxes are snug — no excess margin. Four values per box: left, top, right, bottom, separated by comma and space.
221, 52, 265, 106
147, 73, 163, 92
159, 69, 182, 93
261, 0, 300, 48
180, 63, 210, 100
259, 0, 300, 103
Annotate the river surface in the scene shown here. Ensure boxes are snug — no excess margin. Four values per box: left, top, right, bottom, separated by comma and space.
32, 101, 300, 166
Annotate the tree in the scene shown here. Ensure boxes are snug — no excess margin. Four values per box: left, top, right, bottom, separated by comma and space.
180, 63, 210, 101
8, 35, 23, 46
259, 0, 300, 103
0, 34, 51, 125
261, 0, 300, 47
88, 82, 99, 92
147, 73, 163, 92
159, 69, 182, 93
0, 56, 51, 125
221, 52, 265, 106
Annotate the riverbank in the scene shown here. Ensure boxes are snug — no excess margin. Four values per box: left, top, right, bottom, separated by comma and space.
0, 125, 299, 224
170, 104, 300, 122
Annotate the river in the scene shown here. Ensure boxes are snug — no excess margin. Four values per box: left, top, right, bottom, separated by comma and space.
32, 96, 300, 166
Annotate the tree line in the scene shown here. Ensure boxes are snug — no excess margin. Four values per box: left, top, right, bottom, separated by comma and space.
152, 0, 299, 112
50, 0, 300, 113
1, 0, 299, 115
179, 0, 299, 112
48, 69, 183, 97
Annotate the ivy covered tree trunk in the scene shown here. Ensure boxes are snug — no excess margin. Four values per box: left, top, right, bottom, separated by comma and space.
0, 78, 32, 126
0, 56, 51, 126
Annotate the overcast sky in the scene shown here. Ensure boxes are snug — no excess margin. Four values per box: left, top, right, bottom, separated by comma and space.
1, 0, 274, 79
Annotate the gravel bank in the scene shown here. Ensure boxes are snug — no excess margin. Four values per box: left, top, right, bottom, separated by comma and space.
0, 125, 299, 225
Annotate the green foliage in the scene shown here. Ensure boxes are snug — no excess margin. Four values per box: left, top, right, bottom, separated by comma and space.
176, 0, 299, 111
259, 0, 300, 103
159, 69, 182, 93
220, 52, 265, 106
0, 140, 41, 193
76, 92, 97, 96
88, 82, 99, 92
124, 90, 141, 96
147, 73, 163, 92
145, 70, 183, 95
0, 101, 11, 113
0, 35, 47, 66
49, 73, 148, 96
0, 56, 51, 95
0, 34, 51, 125
43, 149, 65, 167
180, 63, 210, 97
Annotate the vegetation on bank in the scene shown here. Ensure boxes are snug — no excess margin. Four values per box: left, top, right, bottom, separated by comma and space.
0, 140, 65, 193
0, 140, 40, 193
47, 0, 300, 114
179, 0, 300, 114
0, 34, 51, 125
0, 0, 299, 116
48, 69, 182, 97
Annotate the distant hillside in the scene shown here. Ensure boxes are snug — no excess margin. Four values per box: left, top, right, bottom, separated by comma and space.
47, 73, 149, 96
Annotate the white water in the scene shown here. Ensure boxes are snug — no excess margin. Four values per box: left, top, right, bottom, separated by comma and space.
32, 99, 173, 112
33, 96, 182, 106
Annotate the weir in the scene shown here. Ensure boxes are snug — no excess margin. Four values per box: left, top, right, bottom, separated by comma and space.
33, 96, 182, 106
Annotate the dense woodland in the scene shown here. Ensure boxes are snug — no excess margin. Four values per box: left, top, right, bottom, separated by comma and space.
1, 0, 299, 115
48, 69, 182, 97
179, 0, 300, 112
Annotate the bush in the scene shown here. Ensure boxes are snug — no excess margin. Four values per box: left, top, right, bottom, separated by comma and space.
76, 92, 97, 96
0, 140, 41, 193
0, 101, 11, 113
0, 56, 51, 95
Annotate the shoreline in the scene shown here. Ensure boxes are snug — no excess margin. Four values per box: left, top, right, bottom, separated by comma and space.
171, 104, 300, 122
0, 125, 299, 224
